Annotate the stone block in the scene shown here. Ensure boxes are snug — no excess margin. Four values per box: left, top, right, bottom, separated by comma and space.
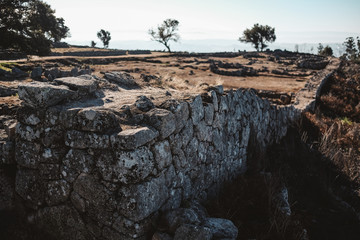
54, 76, 98, 94
97, 147, 154, 184
16, 123, 43, 142
152, 140, 172, 170
110, 127, 158, 150
189, 95, 204, 126
204, 104, 214, 125
173, 102, 189, 133
39, 164, 61, 180
31, 66, 42, 79
118, 172, 168, 222
76, 108, 121, 133
146, 108, 176, 139
195, 121, 213, 142
16, 141, 42, 169
174, 224, 212, 240
61, 149, 94, 182
18, 82, 74, 108
65, 130, 110, 149
45, 180, 71, 206
203, 218, 238, 239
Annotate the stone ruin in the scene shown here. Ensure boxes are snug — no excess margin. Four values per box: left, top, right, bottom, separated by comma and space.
0, 58, 340, 239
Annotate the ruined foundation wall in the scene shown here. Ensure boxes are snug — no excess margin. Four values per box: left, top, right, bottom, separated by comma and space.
13, 88, 298, 240
2, 57, 340, 240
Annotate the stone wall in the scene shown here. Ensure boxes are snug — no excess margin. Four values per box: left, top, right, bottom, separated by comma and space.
50, 50, 151, 57
1, 57, 341, 239
12, 88, 298, 240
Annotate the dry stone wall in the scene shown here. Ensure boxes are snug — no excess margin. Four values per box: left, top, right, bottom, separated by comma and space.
0, 57, 340, 239
13, 86, 298, 240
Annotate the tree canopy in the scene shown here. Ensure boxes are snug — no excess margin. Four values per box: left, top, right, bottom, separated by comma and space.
318, 45, 333, 56
239, 24, 276, 51
97, 29, 111, 48
0, 0, 70, 55
148, 19, 180, 52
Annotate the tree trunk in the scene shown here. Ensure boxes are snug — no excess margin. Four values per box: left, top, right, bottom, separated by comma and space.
164, 42, 171, 52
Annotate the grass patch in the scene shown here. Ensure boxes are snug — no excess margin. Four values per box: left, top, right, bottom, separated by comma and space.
0, 62, 18, 72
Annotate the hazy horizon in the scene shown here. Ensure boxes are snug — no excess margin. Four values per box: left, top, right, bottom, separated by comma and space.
45, 0, 360, 55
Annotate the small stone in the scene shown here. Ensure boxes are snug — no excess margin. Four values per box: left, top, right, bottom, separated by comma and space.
162, 208, 202, 233
31, 66, 42, 79
135, 95, 155, 112
12, 67, 28, 78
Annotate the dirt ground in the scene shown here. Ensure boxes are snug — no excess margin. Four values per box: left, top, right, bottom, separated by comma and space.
0, 49, 318, 92
0, 48, 325, 113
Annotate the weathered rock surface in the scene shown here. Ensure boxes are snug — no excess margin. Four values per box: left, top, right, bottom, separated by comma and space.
135, 95, 155, 112
105, 71, 136, 85
146, 108, 176, 139
18, 82, 74, 108
174, 224, 212, 240
31, 66, 42, 79
97, 147, 154, 184
54, 76, 98, 94
203, 218, 238, 239
9, 57, 340, 240
111, 127, 158, 150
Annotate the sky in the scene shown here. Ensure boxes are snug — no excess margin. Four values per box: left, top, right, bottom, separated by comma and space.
45, 0, 360, 51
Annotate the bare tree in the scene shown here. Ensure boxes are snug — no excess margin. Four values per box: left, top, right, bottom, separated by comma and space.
148, 19, 180, 52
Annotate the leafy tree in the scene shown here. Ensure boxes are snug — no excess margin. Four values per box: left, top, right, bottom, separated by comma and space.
97, 29, 111, 48
148, 19, 180, 52
343, 37, 357, 60
319, 45, 333, 56
91, 41, 96, 48
239, 24, 276, 51
0, 0, 70, 55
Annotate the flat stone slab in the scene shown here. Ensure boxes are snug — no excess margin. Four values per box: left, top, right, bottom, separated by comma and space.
18, 82, 74, 108
104, 72, 136, 85
111, 127, 158, 150
54, 77, 97, 93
